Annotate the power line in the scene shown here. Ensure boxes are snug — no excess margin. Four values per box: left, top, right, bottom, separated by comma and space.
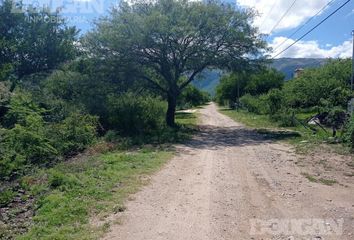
259, 1, 278, 29
268, 0, 298, 35
272, 0, 352, 59
273, 0, 336, 52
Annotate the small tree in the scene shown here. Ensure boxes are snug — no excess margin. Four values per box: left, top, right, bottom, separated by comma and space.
84, 0, 265, 126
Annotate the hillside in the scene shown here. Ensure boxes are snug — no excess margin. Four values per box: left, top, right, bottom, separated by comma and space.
272, 58, 328, 80
192, 69, 223, 96
194, 58, 328, 95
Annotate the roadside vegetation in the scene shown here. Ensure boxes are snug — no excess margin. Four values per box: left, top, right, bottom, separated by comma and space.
0, 0, 263, 238
216, 59, 353, 152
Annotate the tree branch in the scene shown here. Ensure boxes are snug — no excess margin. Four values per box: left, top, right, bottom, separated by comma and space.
140, 75, 167, 93
179, 63, 209, 90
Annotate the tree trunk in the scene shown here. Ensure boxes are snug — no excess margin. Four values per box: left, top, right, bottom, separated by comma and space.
166, 94, 177, 127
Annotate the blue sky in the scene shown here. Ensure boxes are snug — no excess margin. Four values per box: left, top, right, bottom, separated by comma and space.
19, 0, 354, 58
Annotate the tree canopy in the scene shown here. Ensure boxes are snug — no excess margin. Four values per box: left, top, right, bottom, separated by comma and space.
84, 0, 266, 126
215, 68, 284, 104
0, 0, 78, 80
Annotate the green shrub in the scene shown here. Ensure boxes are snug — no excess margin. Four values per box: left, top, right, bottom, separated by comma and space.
3, 91, 45, 127
343, 115, 354, 148
178, 85, 209, 109
0, 188, 15, 207
240, 94, 268, 114
107, 93, 166, 135
0, 146, 26, 179
49, 112, 98, 156
1, 112, 57, 176
266, 89, 283, 115
282, 59, 351, 108
0, 92, 98, 179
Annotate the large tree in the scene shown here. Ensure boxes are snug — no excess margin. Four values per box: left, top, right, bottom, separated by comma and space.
0, 0, 78, 79
84, 0, 266, 126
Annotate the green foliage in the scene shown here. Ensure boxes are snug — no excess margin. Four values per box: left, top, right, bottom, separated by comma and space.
84, 0, 265, 126
343, 115, 354, 148
239, 94, 269, 114
266, 88, 284, 115
0, 92, 98, 180
283, 59, 351, 108
3, 91, 45, 127
178, 85, 210, 109
215, 73, 243, 105
107, 93, 166, 136
0, 188, 15, 207
0, 0, 78, 78
244, 68, 284, 95
0, 93, 57, 179
270, 111, 298, 127
0, 81, 11, 120
48, 169, 81, 190
216, 68, 284, 104
18, 149, 171, 240
48, 113, 98, 156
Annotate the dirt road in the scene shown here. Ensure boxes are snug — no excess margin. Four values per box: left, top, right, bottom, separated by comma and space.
102, 103, 354, 240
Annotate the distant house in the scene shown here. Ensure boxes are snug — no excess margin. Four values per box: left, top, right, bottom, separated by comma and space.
294, 68, 304, 78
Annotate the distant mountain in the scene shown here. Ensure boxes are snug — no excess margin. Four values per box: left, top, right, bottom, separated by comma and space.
192, 69, 223, 96
271, 58, 327, 80
193, 58, 328, 95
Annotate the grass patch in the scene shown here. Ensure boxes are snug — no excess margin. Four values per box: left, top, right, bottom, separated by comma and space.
301, 173, 337, 186
318, 178, 337, 186
175, 111, 198, 127
301, 172, 318, 183
219, 108, 278, 129
16, 148, 172, 240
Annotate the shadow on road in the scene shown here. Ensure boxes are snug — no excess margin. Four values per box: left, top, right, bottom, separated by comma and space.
180, 125, 300, 151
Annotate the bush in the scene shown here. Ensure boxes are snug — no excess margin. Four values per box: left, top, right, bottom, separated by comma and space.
282, 59, 351, 108
0, 188, 15, 207
0, 92, 98, 180
49, 112, 98, 156
107, 93, 166, 135
343, 115, 354, 148
240, 94, 269, 114
0, 118, 57, 179
178, 85, 209, 109
266, 89, 283, 115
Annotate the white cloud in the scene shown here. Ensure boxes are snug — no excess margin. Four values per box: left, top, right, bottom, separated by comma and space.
269, 37, 352, 58
236, 0, 332, 34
